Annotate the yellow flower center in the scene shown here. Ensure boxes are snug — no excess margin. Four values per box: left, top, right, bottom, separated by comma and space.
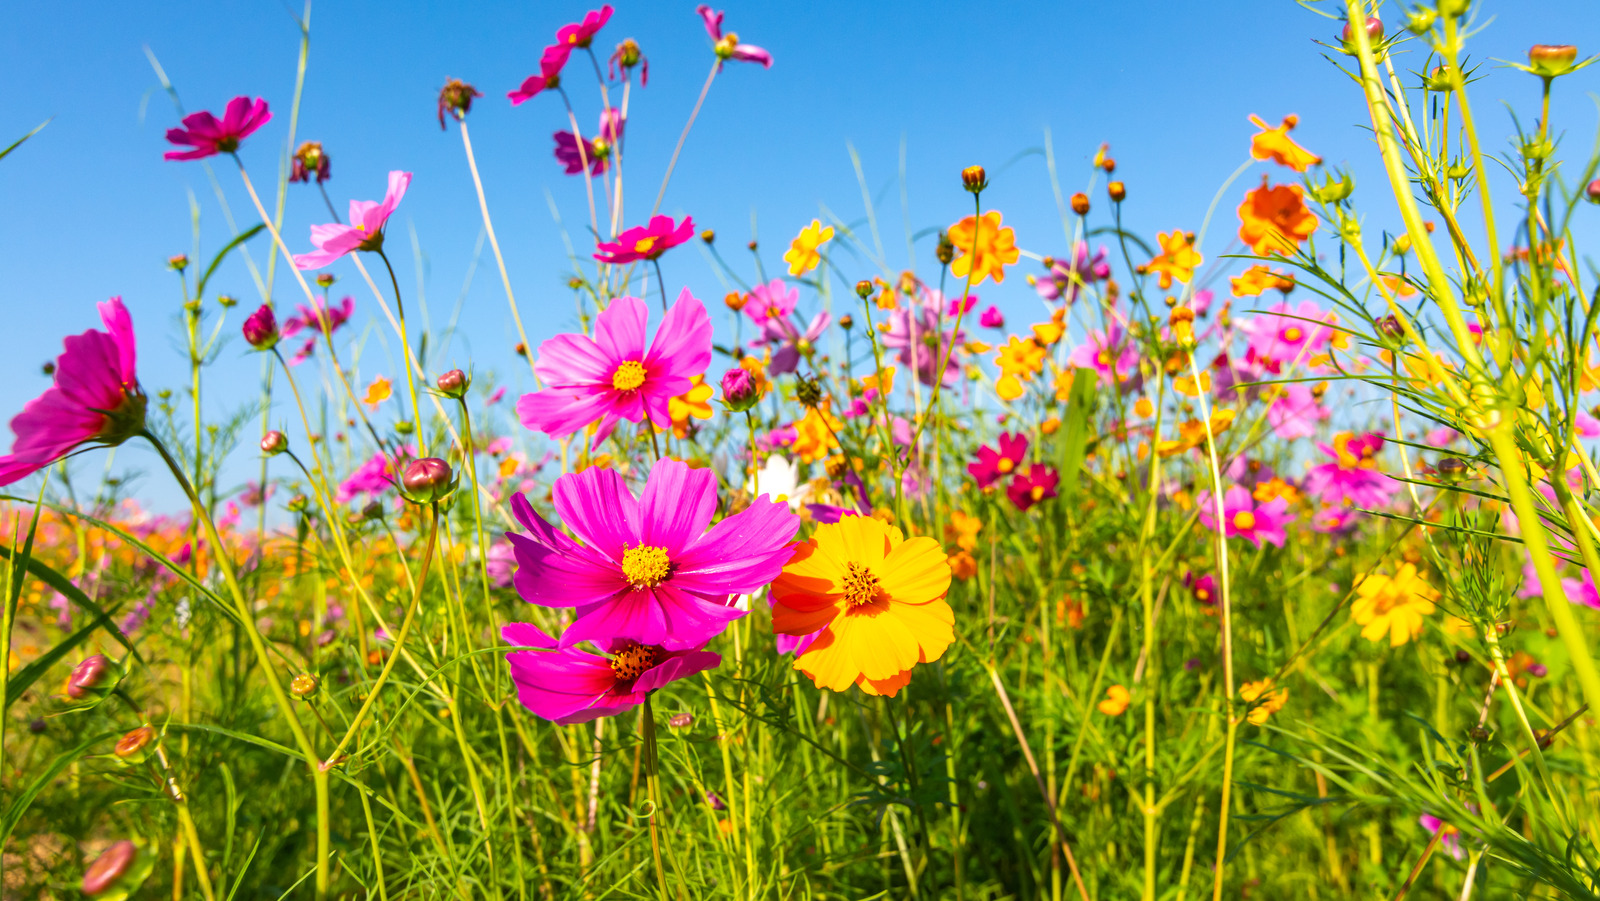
609, 644, 659, 682
1283, 326, 1302, 342
841, 561, 881, 608
1196, 588, 1210, 601
997, 458, 1015, 474
1030, 486, 1045, 501
1232, 510, 1257, 531
620, 544, 673, 588
634, 235, 659, 255
612, 360, 647, 391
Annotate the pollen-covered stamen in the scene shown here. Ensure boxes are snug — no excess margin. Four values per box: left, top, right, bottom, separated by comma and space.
621, 544, 673, 588
1232, 510, 1257, 531
997, 458, 1015, 474
612, 360, 647, 391
1282, 326, 1303, 342
633, 235, 659, 255
610, 644, 659, 682
841, 561, 881, 608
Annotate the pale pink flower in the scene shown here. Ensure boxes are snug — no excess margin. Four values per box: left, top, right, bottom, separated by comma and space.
293, 171, 412, 270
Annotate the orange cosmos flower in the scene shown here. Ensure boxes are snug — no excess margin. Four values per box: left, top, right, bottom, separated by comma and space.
948, 211, 1020, 285
1248, 114, 1321, 173
771, 515, 954, 697
362, 376, 392, 408
1238, 177, 1318, 256
1097, 684, 1131, 716
1230, 264, 1296, 297
1140, 229, 1202, 289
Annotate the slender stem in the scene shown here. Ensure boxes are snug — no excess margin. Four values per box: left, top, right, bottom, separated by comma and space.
642, 693, 672, 901
457, 120, 540, 385
652, 257, 669, 312
376, 249, 426, 456
650, 62, 719, 217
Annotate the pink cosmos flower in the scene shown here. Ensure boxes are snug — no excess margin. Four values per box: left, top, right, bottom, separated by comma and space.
1184, 572, 1217, 605
1419, 815, 1465, 861
757, 310, 830, 375
0, 298, 145, 486
163, 96, 271, 161
502, 621, 720, 724
947, 294, 977, 316
1265, 382, 1329, 440
882, 290, 964, 387
293, 171, 412, 270
743, 278, 797, 326
1068, 321, 1138, 387
594, 215, 695, 264
1036, 243, 1110, 304
1303, 432, 1395, 509
696, 5, 773, 68
1008, 464, 1060, 511
336, 447, 413, 505
556, 5, 613, 49
968, 432, 1028, 489
1241, 300, 1334, 373
1310, 506, 1359, 535
282, 296, 355, 338
517, 290, 711, 447
509, 44, 573, 105
979, 305, 1005, 329
554, 109, 624, 176
505, 457, 800, 649
1197, 486, 1289, 548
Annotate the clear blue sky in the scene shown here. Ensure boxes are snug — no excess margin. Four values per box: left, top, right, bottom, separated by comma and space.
3, 0, 1598, 506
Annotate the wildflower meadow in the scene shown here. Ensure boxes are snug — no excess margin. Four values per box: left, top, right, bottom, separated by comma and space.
10, 1, 1600, 898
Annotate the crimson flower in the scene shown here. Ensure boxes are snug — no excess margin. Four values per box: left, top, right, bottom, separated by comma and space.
554, 109, 624, 176
967, 432, 1028, 489
509, 44, 573, 105
593, 215, 694, 264
1007, 465, 1060, 511
696, 5, 773, 68
163, 96, 271, 161
556, 6, 613, 49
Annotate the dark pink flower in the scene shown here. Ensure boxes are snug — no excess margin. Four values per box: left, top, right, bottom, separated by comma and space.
517, 290, 711, 447
293, 172, 411, 270
1008, 465, 1060, 511
1184, 572, 1218, 605
502, 621, 720, 724
0, 298, 145, 486
163, 96, 271, 161
509, 44, 573, 105
505, 457, 800, 649
696, 5, 773, 68
594, 215, 695, 264
1035, 243, 1110, 304
241, 304, 279, 350
554, 109, 624, 176
1303, 432, 1395, 509
283, 297, 356, 338
979, 305, 1006, 329
556, 5, 614, 50
968, 432, 1028, 490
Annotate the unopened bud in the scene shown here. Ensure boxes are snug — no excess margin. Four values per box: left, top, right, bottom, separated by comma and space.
394, 420, 415, 435
855, 280, 873, 299
437, 368, 470, 399
724, 291, 747, 311
66, 655, 122, 703
700, 229, 715, 243
217, 294, 238, 308
961, 165, 988, 194
82, 840, 155, 898
242, 305, 280, 350
114, 724, 159, 764
514, 342, 528, 357
936, 233, 955, 265
668, 713, 694, 728
1587, 178, 1600, 204
316, 273, 336, 288
1108, 181, 1126, 202
168, 254, 189, 272
720, 367, 760, 412
287, 493, 309, 513
1341, 16, 1383, 47
290, 673, 321, 700
1528, 44, 1579, 78
1070, 192, 1090, 215
261, 431, 288, 456
839, 314, 854, 330
401, 457, 455, 504
1437, 457, 1469, 481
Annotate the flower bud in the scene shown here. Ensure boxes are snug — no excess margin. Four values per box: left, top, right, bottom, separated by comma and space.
1528, 44, 1579, 78
1406, 8, 1437, 35
1070, 192, 1090, 215
706, 790, 727, 811
720, 367, 760, 412
401, 457, 456, 504
260, 430, 288, 456
287, 493, 309, 513
1108, 181, 1127, 202
114, 724, 159, 765
747, 240, 758, 251
700, 229, 715, 243
316, 273, 336, 288
1307, 169, 1355, 204
437, 368, 470, 399
514, 342, 528, 357
217, 294, 238, 308
1374, 314, 1405, 339
290, 673, 321, 700
961, 165, 988, 193
168, 254, 189, 272
936, 233, 955, 265
65, 654, 124, 707
1437, 457, 1469, 481
668, 713, 694, 728
242, 304, 280, 350
1454, 649, 1471, 664
1586, 178, 1600, 204
82, 840, 156, 898
839, 314, 854, 330
1341, 16, 1383, 46
394, 420, 415, 434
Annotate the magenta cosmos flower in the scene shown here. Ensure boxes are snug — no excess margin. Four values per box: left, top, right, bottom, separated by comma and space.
594, 215, 695, 265
968, 432, 1028, 490
882, 290, 965, 387
756, 308, 830, 376
0, 298, 145, 486
743, 278, 797, 326
1265, 382, 1329, 440
696, 5, 773, 68
293, 171, 411, 270
1197, 485, 1289, 548
1007, 464, 1059, 511
1303, 432, 1395, 509
163, 96, 271, 161
979, 305, 1006, 329
555, 109, 624, 176
1242, 300, 1334, 373
517, 290, 711, 447
1067, 320, 1139, 387
556, 5, 614, 49
505, 458, 800, 649
502, 621, 719, 724
509, 44, 573, 105
1036, 243, 1110, 304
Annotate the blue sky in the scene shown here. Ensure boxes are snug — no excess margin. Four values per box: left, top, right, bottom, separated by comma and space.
2, 0, 1598, 506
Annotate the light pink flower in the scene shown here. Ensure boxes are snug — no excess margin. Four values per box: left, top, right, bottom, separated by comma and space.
743, 278, 797, 327
517, 290, 711, 447
696, 5, 773, 68
0, 298, 145, 486
1241, 300, 1334, 373
503, 622, 720, 724
1265, 382, 1329, 440
505, 457, 800, 649
882, 290, 964, 387
164, 96, 271, 161
1067, 321, 1138, 387
1197, 485, 1290, 548
1036, 243, 1109, 304
293, 171, 412, 270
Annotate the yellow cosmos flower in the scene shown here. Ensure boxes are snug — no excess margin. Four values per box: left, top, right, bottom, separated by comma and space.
1351, 563, 1439, 647
1239, 678, 1287, 725
771, 515, 955, 697
362, 376, 392, 408
793, 403, 842, 463
667, 375, 714, 439
948, 211, 1020, 286
944, 510, 983, 552
1248, 114, 1321, 173
1230, 264, 1296, 298
1140, 230, 1202, 289
784, 219, 835, 276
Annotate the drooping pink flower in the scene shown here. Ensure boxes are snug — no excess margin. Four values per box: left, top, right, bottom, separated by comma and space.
509, 44, 574, 105
1241, 300, 1334, 373
282, 296, 356, 338
1036, 243, 1110, 304
517, 290, 711, 447
594, 215, 695, 264
947, 294, 977, 316
554, 109, 624, 176
757, 310, 830, 375
293, 171, 412, 270
163, 96, 271, 161
1265, 382, 1329, 440
968, 432, 1028, 490
696, 5, 773, 68
979, 305, 1006, 329
0, 298, 145, 486
1067, 321, 1138, 387
555, 5, 614, 49
1007, 464, 1060, 511
1196, 485, 1290, 548
506, 457, 800, 649
503, 621, 720, 724
743, 278, 797, 327
1303, 432, 1395, 509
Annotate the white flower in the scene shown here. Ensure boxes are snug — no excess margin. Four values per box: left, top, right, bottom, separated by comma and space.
749, 454, 811, 510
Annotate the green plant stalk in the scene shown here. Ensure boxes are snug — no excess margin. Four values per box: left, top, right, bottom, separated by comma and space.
457, 120, 541, 387
1139, 371, 1168, 901
376, 248, 427, 455
641, 692, 675, 901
